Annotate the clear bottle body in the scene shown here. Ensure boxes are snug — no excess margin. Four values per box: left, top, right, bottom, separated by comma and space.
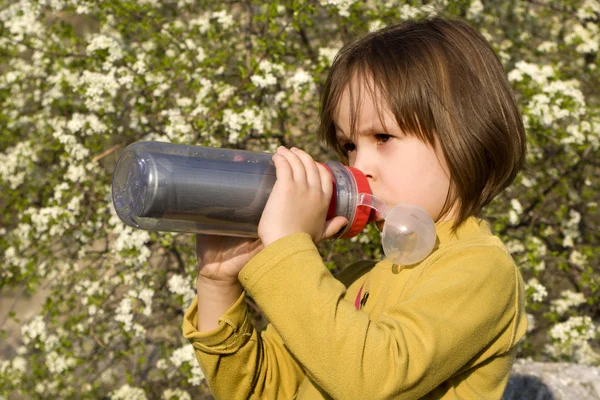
112, 141, 369, 238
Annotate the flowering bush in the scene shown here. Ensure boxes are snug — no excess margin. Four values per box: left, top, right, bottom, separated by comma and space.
0, 0, 598, 397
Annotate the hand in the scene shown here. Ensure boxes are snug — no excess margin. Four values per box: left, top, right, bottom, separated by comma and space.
195, 234, 263, 285
195, 234, 263, 332
258, 146, 348, 247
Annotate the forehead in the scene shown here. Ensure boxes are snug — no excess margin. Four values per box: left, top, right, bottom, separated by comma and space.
333, 75, 394, 134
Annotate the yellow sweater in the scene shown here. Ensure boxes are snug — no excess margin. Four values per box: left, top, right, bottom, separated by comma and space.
183, 217, 527, 399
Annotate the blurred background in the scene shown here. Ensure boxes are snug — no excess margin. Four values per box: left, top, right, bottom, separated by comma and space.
0, 0, 598, 398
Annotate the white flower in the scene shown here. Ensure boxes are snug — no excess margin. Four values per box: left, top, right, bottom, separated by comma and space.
320, 0, 357, 17
537, 41, 558, 53
86, 34, 124, 63
156, 359, 168, 370
525, 278, 548, 303
162, 388, 192, 400
526, 313, 535, 333
565, 22, 599, 54
506, 239, 525, 254
551, 290, 586, 315
168, 274, 196, 307
169, 344, 205, 386
318, 47, 339, 65
21, 315, 47, 345
169, 344, 196, 368
190, 14, 211, 33
138, 288, 154, 316
508, 210, 519, 225
510, 199, 523, 214
111, 384, 148, 400
251, 73, 277, 88
549, 316, 596, 344
212, 10, 233, 29
569, 250, 588, 267
467, 0, 484, 19
400, 4, 421, 20
508, 61, 555, 85
46, 351, 75, 374
0, 141, 39, 189
222, 107, 269, 143
115, 298, 134, 332
286, 68, 314, 92
369, 20, 385, 33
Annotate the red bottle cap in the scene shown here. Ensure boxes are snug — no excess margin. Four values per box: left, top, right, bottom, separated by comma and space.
323, 164, 375, 238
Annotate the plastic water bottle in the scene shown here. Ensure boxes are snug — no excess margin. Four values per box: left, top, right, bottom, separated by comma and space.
111, 141, 373, 238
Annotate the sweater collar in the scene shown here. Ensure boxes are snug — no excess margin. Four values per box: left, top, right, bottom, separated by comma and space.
433, 216, 491, 248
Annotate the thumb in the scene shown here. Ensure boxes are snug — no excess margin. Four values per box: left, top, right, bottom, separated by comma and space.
323, 216, 349, 240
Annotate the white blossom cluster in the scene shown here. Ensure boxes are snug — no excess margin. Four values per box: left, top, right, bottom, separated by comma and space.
251, 60, 284, 89
0, 0, 45, 40
561, 209, 581, 248
286, 68, 315, 93
551, 290, 587, 315
565, 22, 599, 54
168, 274, 196, 310
162, 388, 192, 400
318, 47, 340, 66
222, 107, 270, 143
86, 34, 124, 67
169, 344, 205, 385
508, 61, 555, 86
0, 141, 39, 189
546, 316, 600, 364
508, 198, 523, 225
110, 384, 148, 400
320, 0, 358, 17
162, 109, 195, 143
114, 296, 147, 338
108, 200, 152, 266
45, 351, 76, 375
20, 315, 47, 346
525, 278, 548, 303
466, 0, 484, 20
0, 356, 27, 388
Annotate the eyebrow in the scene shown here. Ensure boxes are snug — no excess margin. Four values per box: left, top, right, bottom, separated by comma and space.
335, 123, 389, 142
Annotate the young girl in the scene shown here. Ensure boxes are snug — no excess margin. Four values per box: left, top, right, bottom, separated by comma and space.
183, 17, 528, 399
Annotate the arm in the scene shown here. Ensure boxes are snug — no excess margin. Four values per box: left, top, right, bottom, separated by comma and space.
239, 234, 525, 399
183, 292, 305, 399
185, 234, 305, 399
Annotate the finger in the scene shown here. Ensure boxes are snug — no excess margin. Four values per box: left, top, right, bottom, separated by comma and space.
317, 163, 334, 197
277, 146, 307, 183
272, 152, 293, 183
323, 216, 349, 239
290, 147, 321, 188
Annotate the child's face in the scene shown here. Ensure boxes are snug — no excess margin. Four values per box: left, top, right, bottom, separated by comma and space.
334, 78, 456, 227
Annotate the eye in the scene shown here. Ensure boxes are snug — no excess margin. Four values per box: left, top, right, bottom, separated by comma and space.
342, 142, 356, 152
375, 134, 392, 144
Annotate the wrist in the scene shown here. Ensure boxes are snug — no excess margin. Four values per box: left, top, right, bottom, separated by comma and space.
196, 276, 243, 332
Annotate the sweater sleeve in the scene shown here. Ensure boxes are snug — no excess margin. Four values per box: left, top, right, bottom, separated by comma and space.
238, 232, 523, 399
182, 290, 304, 399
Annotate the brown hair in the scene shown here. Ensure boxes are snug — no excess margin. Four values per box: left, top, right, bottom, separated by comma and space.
319, 17, 526, 230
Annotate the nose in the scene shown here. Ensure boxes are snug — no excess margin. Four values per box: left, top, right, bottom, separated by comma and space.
351, 150, 374, 181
